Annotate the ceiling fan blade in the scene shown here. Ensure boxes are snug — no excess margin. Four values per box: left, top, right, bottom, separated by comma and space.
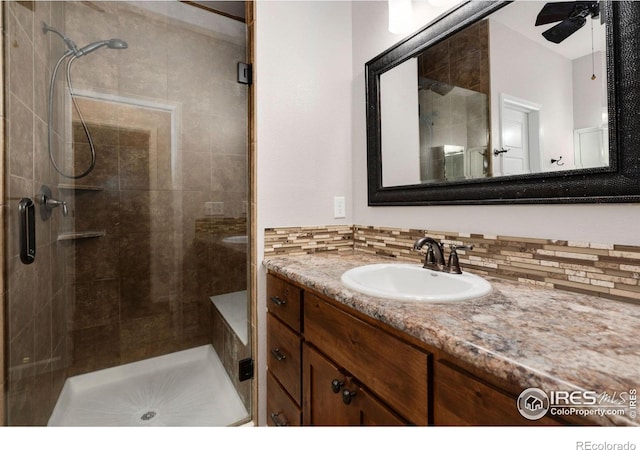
541, 14, 587, 43
535, 2, 579, 26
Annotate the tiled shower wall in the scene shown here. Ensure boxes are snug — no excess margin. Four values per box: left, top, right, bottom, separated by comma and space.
58, 1, 249, 375
264, 225, 640, 306
3, 1, 69, 425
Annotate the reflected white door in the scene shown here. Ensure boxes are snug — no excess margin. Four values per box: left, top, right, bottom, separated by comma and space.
500, 106, 530, 175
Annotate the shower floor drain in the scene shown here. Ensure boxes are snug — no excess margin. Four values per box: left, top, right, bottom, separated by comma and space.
136, 408, 160, 425
141, 411, 156, 421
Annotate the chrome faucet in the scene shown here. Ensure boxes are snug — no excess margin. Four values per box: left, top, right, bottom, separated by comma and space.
413, 237, 474, 274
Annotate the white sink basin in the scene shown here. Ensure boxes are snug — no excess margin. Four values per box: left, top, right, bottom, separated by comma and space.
341, 263, 492, 302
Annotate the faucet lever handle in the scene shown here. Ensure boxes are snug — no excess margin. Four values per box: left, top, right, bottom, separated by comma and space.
446, 244, 474, 274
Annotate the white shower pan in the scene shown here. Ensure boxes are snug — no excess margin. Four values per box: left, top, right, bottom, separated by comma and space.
48, 345, 248, 426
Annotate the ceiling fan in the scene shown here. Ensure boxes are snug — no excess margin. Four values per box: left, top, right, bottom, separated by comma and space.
535, 1, 600, 44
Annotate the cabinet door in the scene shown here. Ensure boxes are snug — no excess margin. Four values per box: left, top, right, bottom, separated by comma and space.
303, 344, 406, 426
304, 292, 429, 424
303, 343, 352, 425
434, 359, 562, 426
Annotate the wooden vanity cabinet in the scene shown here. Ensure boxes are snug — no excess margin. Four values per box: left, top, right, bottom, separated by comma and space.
266, 272, 430, 426
266, 271, 575, 427
266, 274, 303, 426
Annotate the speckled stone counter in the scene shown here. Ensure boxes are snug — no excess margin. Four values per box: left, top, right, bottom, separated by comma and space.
263, 252, 640, 426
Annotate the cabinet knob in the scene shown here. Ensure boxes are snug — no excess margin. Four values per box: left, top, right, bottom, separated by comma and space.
342, 388, 357, 405
270, 412, 287, 426
331, 379, 345, 393
270, 296, 286, 306
270, 348, 287, 361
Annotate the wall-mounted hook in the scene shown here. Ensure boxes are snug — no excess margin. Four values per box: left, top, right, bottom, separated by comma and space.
551, 156, 564, 166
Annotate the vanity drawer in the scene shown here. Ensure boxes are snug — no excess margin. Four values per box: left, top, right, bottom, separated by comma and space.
267, 312, 302, 405
304, 292, 430, 425
267, 372, 301, 426
267, 274, 302, 332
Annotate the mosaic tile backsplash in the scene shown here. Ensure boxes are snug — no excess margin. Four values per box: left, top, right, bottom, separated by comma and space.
264, 225, 640, 305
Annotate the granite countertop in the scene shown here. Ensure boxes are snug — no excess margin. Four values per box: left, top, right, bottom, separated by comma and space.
263, 251, 640, 426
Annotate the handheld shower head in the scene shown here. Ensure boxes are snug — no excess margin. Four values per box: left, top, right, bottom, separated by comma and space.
76, 38, 128, 57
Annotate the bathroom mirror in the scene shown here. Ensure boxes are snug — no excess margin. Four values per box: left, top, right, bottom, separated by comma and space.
366, 0, 640, 205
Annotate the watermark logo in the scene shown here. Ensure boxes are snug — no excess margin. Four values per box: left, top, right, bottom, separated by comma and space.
517, 387, 550, 420
517, 387, 637, 421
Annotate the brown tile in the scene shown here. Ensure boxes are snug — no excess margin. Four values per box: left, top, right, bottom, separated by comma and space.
119, 145, 151, 191
74, 189, 120, 236
419, 40, 449, 76
450, 51, 481, 90
68, 324, 120, 376
7, 13, 34, 108
34, 301, 52, 363
119, 231, 177, 278
182, 152, 211, 191
7, 255, 36, 341
120, 314, 176, 357
120, 274, 172, 319
118, 128, 150, 148
71, 280, 120, 330
73, 234, 120, 282
72, 143, 119, 189
450, 22, 481, 56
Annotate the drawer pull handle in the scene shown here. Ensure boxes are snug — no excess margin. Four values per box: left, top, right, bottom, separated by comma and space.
270, 296, 286, 306
342, 388, 357, 405
331, 379, 344, 394
270, 348, 287, 361
270, 412, 287, 426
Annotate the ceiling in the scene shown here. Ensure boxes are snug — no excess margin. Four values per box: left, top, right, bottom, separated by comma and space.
490, 1, 606, 60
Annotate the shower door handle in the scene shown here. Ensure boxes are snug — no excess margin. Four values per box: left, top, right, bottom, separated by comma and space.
18, 198, 36, 265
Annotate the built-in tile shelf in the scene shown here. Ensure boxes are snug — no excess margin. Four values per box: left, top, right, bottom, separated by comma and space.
57, 231, 106, 241
57, 184, 104, 191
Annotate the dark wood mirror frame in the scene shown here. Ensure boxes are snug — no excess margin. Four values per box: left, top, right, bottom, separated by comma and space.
366, 1, 640, 205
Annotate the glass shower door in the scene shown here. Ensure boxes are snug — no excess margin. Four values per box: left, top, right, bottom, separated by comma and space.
3, 0, 251, 426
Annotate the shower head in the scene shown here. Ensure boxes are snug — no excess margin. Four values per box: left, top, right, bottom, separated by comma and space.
76, 39, 128, 57
43, 22, 128, 58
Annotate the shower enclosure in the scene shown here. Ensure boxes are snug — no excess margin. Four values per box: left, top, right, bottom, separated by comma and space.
2, 1, 252, 425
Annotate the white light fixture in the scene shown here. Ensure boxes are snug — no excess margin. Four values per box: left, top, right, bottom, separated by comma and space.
388, 0, 413, 34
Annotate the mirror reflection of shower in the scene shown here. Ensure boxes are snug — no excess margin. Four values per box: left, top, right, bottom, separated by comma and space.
43, 22, 128, 179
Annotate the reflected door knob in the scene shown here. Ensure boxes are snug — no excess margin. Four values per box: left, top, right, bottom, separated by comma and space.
493, 147, 510, 156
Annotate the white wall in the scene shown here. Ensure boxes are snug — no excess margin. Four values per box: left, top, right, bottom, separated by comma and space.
573, 51, 606, 130
351, 1, 640, 246
255, 0, 353, 425
489, 19, 574, 171
380, 57, 420, 186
